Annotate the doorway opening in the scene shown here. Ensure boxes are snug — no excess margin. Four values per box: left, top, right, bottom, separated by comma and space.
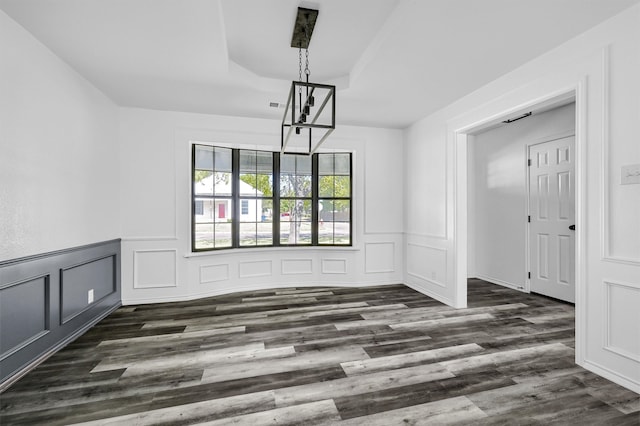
466, 101, 576, 304
452, 85, 586, 363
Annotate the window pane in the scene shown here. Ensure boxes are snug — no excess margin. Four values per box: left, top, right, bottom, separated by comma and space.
214, 147, 232, 172
335, 176, 351, 197
256, 151, 272, 173
280, 175, 310, 197
239, 174, 257, 196
195, 223, 214, 249
334, 200, 350, 221
319, 175, 334, 197
239, 223, 257, 246
261, 200, 273, 222
214, 223, 232, 248
194, 171, 213, 195
194, 198, 214, 223
320, 200, 334, 222
335, 153, 350, 175
297, 155, 311, 174
240, 150, 256, 172
257, 174, 273, 196
280, 221, 312, 245
195, 145, 214, 170
213, 173, 232, 196
213, 199, 233, 222
318, 154, 334, 175
280, 154, 296, 173
334, 222, 350, 244
257, 225, 273, 245
319, 200, 350, 223
240, 199, 259, 222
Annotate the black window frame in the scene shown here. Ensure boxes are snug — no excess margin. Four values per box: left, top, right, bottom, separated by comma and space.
191, 144, 352, 252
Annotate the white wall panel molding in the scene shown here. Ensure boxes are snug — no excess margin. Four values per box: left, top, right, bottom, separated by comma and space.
321, 259, 347, 274
365, 242, 395, 273
199, 264, 229, 284
404, 232, 448, 241
599, 46, 640, 265
604, 280, 640, 363
406, 243, 447, 287
133, 249, 177, 289
281, 259, 313, 275
238, 260, 272, 279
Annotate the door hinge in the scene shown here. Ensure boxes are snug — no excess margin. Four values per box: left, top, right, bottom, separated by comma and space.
528, 272, 531, 279
528, 215, 531, 223
527, 159, 532, 166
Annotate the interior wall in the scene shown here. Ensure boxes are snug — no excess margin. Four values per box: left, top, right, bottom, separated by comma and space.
118, 108, 404, 304
404, 4, 640, 392
0, 10, 120, 261
469, 103, 575, 290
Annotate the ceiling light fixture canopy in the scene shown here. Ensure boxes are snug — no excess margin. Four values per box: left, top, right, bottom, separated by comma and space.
281, 7, 335, 155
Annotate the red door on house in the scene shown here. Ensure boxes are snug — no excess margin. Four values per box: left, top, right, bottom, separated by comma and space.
218, 203, 225, 219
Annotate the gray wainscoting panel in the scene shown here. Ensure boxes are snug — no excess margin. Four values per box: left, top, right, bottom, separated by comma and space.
61, 255, 116, 324
0, 275, 49, 360
0, 239, 121, 388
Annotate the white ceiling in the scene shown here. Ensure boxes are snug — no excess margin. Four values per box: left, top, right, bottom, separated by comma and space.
1, 0, 638, 128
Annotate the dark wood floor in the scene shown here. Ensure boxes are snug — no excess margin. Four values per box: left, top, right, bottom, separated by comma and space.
1, 279, 639, 425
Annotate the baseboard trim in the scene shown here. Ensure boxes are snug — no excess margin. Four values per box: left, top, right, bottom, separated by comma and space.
0, 302, 121, 393
122, 280, 402, 306
474, 274, 527, 293
403, 280, 455, 307
581, 359, 640, 394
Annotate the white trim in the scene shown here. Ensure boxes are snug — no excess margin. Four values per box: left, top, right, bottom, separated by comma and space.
574, 76, 588, 366
281, 258, 314, 275
122, 280, 402, 305
364, 242, 396, 274
184, 245, 361, 258
474, 274, 527, 292
238, 260, 272, 279
598, 46, 640, 265
199, 264, 230, 284
406, 242, 447, 287
582, 359, 640, 394
404, 232, 448, 241
604, 280, 640, 363
121, 236, 179, 242
403, 281, 454, 307
451, 81, 586, 360
133, 249, 178, 289
321, 258, 347, 274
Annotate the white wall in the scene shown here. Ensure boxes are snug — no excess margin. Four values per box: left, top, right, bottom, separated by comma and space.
0, 11, 120, 261
470, 104, 575, 290
119, 108, 404, 304
404, 4, 640, 392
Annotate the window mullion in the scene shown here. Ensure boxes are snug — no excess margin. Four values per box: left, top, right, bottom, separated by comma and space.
232, 149, 240, 248
273, 152, 281, 246
311, 154, 319, 245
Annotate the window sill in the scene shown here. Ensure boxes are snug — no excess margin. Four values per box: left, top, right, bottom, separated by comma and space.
184, 245, 361, 258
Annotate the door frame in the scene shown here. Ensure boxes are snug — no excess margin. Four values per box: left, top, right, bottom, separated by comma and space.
525, 131, 576, 299
452, 80, 587, 365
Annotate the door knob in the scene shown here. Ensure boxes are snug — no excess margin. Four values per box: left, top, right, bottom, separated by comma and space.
569, 225, 575, 230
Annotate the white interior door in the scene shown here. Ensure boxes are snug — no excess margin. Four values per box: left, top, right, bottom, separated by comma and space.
528, 136, 575, 303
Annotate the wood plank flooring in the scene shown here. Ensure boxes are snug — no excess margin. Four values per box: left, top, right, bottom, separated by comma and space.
1, 278, 639, 425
